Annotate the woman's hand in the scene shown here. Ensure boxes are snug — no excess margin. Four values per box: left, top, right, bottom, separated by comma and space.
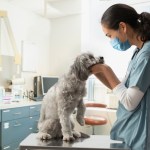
90, 63, 110, 74
90, 64, 121, 90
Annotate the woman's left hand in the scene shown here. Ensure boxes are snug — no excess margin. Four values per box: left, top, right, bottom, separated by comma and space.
90, 63, 121, 89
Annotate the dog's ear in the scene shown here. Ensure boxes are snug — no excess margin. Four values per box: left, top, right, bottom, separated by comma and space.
78, 68, 89, 81
71, 57, 89, 81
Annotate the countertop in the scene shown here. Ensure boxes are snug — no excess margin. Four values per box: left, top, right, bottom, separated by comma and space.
0, 99, 42, 109
19, 133, 130, 150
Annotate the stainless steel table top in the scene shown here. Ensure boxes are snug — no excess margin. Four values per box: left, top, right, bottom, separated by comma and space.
19, 133, 131, 150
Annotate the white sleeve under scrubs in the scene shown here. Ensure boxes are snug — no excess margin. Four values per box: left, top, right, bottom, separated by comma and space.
110, 41, 150, 150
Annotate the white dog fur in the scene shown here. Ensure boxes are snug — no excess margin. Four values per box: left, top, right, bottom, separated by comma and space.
37, 53, 104, 141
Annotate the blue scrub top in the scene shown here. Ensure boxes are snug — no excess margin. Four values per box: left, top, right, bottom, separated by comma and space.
110, 41, 150, 150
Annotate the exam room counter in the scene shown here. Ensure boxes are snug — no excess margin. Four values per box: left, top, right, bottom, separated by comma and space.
0, 99, 42, 150
0, 99, 42, 109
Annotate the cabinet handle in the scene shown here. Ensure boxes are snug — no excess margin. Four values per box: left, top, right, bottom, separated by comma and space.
14, 123, 22, 127
30, 106, 35, 109
3, 110, 10, 113
13, 112, 21, 115
4, 146, 10, 149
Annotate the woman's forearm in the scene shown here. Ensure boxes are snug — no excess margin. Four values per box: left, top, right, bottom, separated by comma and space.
91, 64, 121, 90
94, 73, 112, 89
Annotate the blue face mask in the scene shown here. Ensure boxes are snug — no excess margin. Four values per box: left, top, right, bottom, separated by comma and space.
110, 37, 131, 51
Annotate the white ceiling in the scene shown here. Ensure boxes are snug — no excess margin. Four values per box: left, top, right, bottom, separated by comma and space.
3, 0, 81, 19
45, 0, 81, 18
2, 0, 150, 19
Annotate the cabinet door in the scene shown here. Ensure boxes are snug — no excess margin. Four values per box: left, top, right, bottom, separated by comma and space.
0, 110, 1, 122
29, 115, 40, 133
2, 107, 29, 121
2, 141, 20, 150
2, 144, 12, 150
1, 117, 31, 146
29, 105, 41, 116
12, 140, 20, 150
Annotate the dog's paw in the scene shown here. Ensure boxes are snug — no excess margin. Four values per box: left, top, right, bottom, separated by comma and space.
37, 132, 52, 140
63, 134, 75, 141
72, 130, 81, 138
76, 117, 85, 126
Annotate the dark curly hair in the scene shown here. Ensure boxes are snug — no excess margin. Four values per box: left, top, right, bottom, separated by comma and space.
101, 3, 150, 42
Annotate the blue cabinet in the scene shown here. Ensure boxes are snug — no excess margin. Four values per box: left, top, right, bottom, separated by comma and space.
2, 117, 31, 146
0, 104, 41, 150
0, 110, 1, 149
29, 115, 40, 133
0, 110, 1, 121
29, 105, 41, 116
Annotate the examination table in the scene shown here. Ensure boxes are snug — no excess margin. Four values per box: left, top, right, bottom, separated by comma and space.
19, 133, 130, 150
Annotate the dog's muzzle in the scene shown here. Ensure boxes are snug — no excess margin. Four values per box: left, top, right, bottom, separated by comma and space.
88, 56, 104, 71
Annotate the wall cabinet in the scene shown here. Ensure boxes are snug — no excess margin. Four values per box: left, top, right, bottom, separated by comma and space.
0, 104, 41, 150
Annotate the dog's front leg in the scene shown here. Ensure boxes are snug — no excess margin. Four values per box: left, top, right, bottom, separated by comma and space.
59, 110, 75, 141
76, 100, 86, 126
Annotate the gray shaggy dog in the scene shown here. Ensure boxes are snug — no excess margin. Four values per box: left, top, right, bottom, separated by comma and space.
37, 53, 104, 141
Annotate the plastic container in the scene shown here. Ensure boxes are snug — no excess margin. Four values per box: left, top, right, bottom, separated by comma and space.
0, 86, 5, 102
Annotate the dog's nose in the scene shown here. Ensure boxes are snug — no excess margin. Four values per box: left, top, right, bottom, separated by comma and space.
99, 56, 104, 63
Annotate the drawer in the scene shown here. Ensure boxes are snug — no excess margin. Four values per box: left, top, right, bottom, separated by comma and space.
1, 117, 31, 146
29, 105, 41, 116
29, 115, 40, 133
2, 144, 13, 150
12, 140, 20, 150
2, 107, 29, 121
2, 141, 20, 150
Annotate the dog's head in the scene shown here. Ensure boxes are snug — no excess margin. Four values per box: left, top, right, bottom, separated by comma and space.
71, 53, 104, 81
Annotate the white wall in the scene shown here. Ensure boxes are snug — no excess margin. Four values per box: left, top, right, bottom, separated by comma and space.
49, 14, 81, 76
81, 0, 135, 79
0, 1, 51, 90
81, 0, 150, 102
1, 0, 149, 91
82, 0, 150, 79
0, 0, 82, 91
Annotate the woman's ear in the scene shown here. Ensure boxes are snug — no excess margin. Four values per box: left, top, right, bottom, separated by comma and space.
119, 22, 127, 33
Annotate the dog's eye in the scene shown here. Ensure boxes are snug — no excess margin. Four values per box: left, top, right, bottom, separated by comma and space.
84, 58, 89, 61
89, 55, 94, 59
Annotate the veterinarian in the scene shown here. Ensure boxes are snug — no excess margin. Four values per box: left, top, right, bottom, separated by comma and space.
91, 4, 150, 150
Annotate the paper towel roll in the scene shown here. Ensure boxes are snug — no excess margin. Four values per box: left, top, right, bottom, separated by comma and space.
12, 78, 25, 85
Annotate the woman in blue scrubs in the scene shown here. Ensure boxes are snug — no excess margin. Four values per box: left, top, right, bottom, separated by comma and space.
91, 4, 150, 150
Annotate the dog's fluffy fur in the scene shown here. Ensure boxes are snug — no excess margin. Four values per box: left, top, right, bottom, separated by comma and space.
37, 53, 104, 141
